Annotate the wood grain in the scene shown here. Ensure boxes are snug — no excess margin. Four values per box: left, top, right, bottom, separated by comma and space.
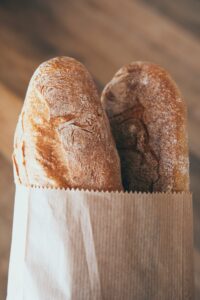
0, 84, 22, 161
0, 0, 199, 298
0, 154, 14, 300
142, 0, 200, 38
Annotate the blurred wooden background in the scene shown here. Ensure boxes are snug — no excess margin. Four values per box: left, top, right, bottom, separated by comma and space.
0, 0, 200, 299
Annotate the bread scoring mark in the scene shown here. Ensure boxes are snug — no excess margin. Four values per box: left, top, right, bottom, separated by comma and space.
13, 154, 21, 184
109, 95, 160, 192
21, 142, 26, 166
13, 56, 122, 190
22, 141, 31, 186
102, 61, 189, 192
34, 121, 71, 188
105, 90, 116, 103
21, 112, 25, 132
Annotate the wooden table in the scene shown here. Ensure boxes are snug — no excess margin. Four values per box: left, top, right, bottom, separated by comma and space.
0, 0, 199, 298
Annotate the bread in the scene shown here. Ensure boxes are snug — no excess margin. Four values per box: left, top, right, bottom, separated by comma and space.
13, 56, 123, 191
101, 62, 189, 192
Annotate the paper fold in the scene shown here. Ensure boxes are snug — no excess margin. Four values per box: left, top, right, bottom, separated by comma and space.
7, 185, 194, 300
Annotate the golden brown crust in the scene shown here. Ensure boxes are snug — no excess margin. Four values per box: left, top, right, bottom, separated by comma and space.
101, 62, 189, 192
13, 56, 123, 191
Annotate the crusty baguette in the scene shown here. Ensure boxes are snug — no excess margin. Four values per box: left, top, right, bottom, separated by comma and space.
101, 62, 189, 192
13, 56, 123, 191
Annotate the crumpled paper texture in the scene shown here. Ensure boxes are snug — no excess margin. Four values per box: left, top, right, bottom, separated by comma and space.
7, 185, 194, 300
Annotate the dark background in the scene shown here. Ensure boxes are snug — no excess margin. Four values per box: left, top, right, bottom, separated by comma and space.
0, 0, 200, 299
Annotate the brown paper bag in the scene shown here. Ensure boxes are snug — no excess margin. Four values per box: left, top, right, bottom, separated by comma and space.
7, 185, 194, 300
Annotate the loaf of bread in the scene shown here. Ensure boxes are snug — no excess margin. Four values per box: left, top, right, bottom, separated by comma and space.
101, 62, 189, 192
13, 56, 123, 191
